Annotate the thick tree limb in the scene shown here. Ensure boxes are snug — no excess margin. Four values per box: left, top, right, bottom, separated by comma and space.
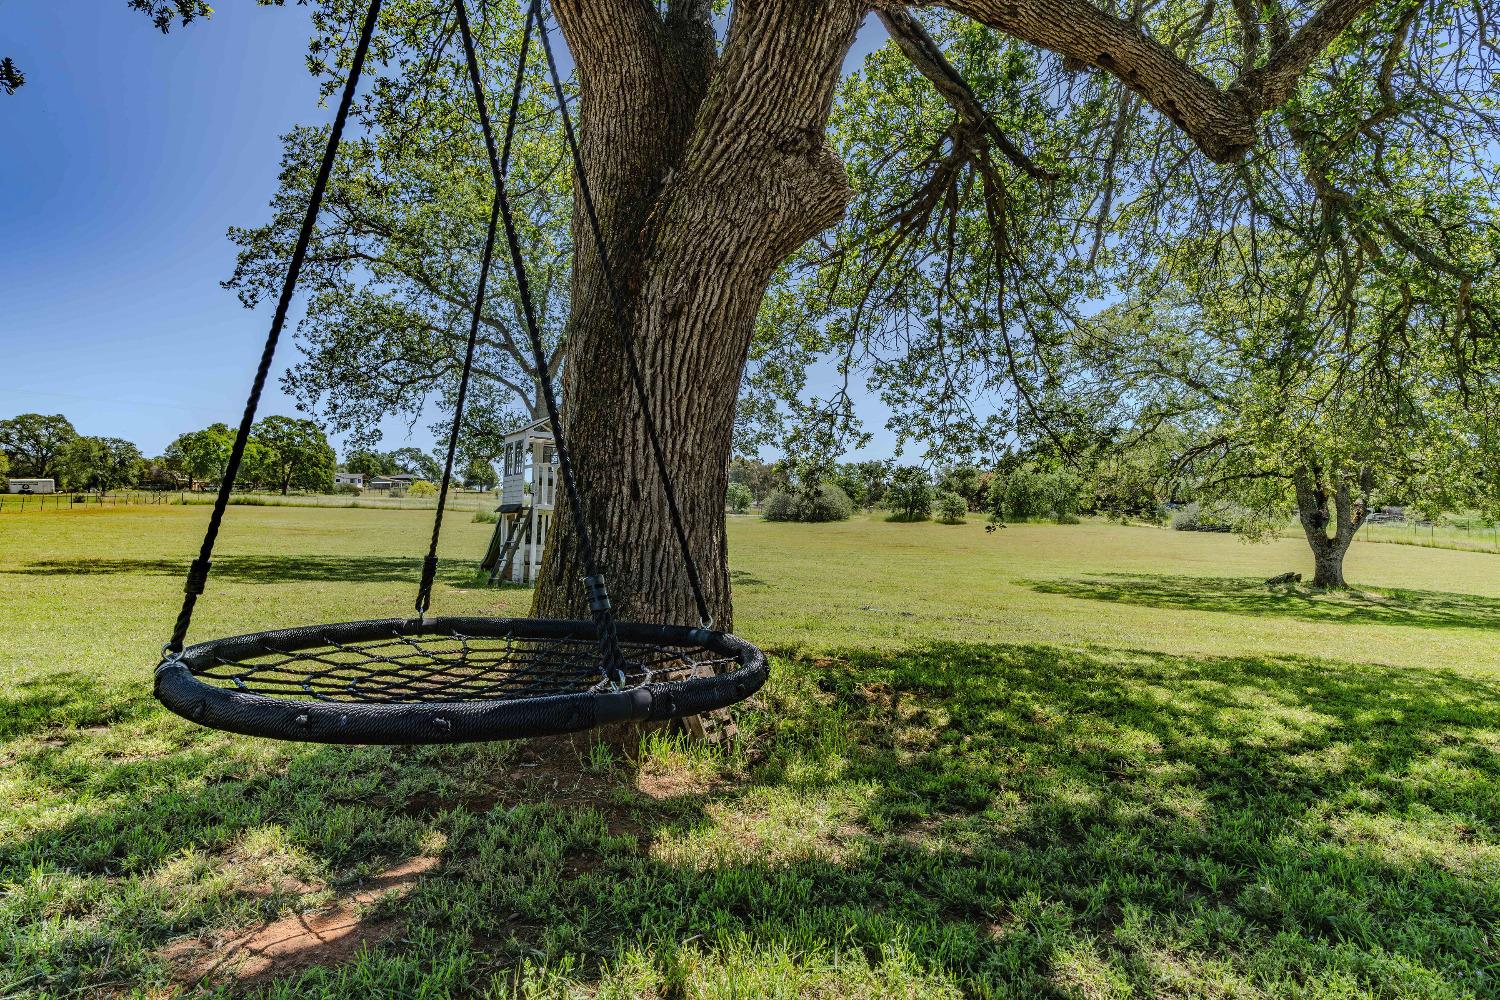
877, 8, 1057, 181
551, 0, 662, 69
1231, 0, 1380, 110
927, 0, 1379, 162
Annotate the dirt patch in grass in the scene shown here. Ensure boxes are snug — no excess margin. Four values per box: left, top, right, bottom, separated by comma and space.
157, 737, 703, 991
162, 855, 440, 989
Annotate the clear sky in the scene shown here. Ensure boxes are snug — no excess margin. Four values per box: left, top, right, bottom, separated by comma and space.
2, 4, 892, 460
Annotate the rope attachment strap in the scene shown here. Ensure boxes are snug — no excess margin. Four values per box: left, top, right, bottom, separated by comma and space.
166, 0, 385, 655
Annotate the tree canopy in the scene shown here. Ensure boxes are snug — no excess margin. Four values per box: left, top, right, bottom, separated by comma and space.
251, 416, 338, 494
226, 0, 570, 456
744, 2, 1500, 473
57, 436, 143, 495
0, 413, 77, 480
137, 0, 1463, 624
165, 423, 238, 489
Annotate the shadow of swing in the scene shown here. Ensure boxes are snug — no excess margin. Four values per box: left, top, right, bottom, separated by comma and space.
4, 640, 1498, 995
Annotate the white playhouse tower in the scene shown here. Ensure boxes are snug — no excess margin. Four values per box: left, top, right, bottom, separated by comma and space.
484, 417, 559, 585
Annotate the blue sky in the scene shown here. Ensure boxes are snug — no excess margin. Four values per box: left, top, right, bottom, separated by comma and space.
2, 4, 891, 459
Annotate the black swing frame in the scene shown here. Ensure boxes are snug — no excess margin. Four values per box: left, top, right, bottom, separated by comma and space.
152, 0, 767, 745
156, 619, 766, 745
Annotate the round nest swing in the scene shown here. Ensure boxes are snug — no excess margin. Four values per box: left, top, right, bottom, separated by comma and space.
152, 0, 766, 745
155, 618, 766, 744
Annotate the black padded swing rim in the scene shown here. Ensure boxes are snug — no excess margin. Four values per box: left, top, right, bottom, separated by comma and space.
154, 618, 768, 745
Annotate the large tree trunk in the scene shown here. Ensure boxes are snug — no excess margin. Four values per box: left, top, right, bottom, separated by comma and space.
1292, 462, 1371, 590
532, 0, 863, 628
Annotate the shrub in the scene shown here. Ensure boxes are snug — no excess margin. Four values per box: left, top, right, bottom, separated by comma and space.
726, 481, 754, 515
332, 483, 362, 496
935, 490, 967, 524
762, 489, 796, 521
472, 508, 498, 524
885, 466, 933, 522
1036, 469, 1083, 523
1170, 502, 1232, 532
762, 483, 854, 523
986, 468, 1082, 523
829, 469, 869, 509
1003, 470, 1045, 521
803, 483, 854, 522
983, 474, 1008, 522
407, 479, 438, 497
938, 466, 982, 507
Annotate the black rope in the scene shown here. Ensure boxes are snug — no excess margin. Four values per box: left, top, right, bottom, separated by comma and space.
414, 190, 501, 615
531, 0, 714, 628
166, 0, 384, 654
452, 0, 625, 680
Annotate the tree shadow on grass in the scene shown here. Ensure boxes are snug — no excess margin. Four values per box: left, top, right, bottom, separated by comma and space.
0, 555, 481, 586
1030, 573, 1500, 631
3, 642, 1498, 996
0, 672, 156, 738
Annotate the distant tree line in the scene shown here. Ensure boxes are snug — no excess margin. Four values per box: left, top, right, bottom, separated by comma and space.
728, 453, 1099, 526
0, 411, 507, 498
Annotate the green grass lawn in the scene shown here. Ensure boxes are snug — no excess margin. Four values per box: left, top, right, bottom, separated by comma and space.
1, 507, 1497, 997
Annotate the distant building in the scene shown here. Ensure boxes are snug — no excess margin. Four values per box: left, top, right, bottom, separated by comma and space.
367, 473, 422, 491
334, 472, 365, 487
485, 418, 557, 585
6, 478, 57, 494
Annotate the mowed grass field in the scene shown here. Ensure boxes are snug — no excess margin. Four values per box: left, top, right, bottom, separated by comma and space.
1, 505, 1498, 998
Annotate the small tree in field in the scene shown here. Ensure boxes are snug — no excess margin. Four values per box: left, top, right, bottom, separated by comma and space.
463, 455, 498, 491
886, 466, 933, 522
935, 490, 967, 524
345, 449, 402, 479
407, 479, 439, 498
726, 482, 754, 515
165, 423, 237, 490
1087, 237, 1500, 588
828, 467, 869, 509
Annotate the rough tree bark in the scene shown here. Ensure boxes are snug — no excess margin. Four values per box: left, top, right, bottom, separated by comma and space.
1292, 463, 1372, 589
534, 0, 865, 627
532, 0, 1380, 627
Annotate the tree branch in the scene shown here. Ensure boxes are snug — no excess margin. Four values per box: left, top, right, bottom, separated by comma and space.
877, 8, 1057, 181
929, 0, 1379, 162
1231, 0, 1378, 110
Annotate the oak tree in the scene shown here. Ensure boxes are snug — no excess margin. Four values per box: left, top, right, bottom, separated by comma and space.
57, 436, 143, 495
251, 415, 338, 494
0, 413, 78, 480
